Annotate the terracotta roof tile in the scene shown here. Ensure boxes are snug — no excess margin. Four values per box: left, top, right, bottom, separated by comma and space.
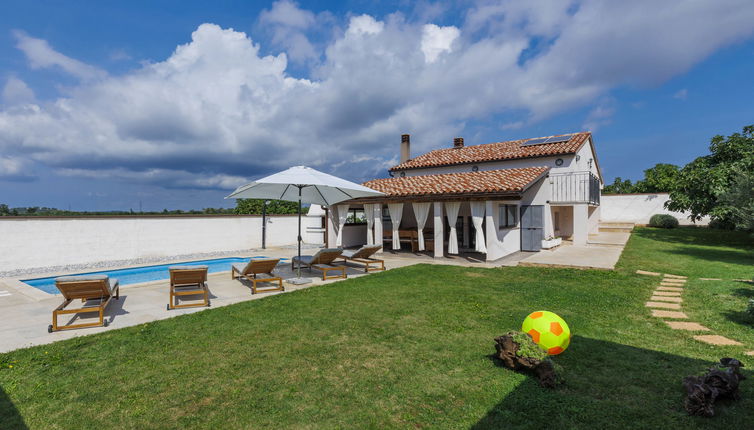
362, 166, 549, 197
390, 132, 590, 171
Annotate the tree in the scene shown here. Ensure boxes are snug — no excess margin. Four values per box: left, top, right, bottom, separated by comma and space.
667, 125, 754, 223
603, 177, 635, 194
234, 199, 301, 215
633, 163, 680, 193
717, 168, 754, 231
0, 204, 9, 216
603, 163, 680, 194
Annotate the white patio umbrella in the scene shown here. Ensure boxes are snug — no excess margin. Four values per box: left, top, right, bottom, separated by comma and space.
225, 166, 383, 283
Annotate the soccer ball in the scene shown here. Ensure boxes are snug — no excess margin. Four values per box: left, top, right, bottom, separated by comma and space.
521, 311, 571, 355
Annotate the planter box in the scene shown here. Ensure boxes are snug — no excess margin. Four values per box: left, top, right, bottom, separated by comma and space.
541, 237, 562, 249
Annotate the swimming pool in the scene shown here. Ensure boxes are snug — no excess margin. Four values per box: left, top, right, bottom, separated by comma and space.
22, 256, 289, 294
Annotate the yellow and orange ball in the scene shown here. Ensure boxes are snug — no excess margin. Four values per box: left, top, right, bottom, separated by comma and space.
521, 311, 571, 355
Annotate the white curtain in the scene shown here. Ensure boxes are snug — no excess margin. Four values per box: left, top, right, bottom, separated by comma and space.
387, 203, 404, 250
445, 201, 461, 254
412, 202, 431, 251
470, 201, 487, 253
336, 204, 349, 247
364, 204, 375, 245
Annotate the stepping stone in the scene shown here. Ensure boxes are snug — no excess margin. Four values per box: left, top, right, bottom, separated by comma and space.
745, 351, 754, 356
664, 274, 687, 279
662, 278, 686, 283
650, 296, 682, 303
665, 321, 710, 331
699, 278, 722, 281
657, 286, 684, 292
646, 301, 681, 310
637, 270, 662, 277
660, 283, 684, 288
653, 291, 681, 297
652, 310, 688, 319
693, 335, 742, 346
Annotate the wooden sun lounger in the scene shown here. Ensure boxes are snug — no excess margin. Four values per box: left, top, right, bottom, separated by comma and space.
291, 248, 346, 280
50, 275, 120, 332
232, 258, 284, 294
168, 265, 209, 310
337, 244, 385, 272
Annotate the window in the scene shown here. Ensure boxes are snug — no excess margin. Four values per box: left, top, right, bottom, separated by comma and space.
345, 208, 367, 225
499, 204, 517, 229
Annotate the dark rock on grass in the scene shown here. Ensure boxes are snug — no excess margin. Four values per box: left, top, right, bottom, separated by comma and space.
683, 358, 746, 417
493, 331, 562, 389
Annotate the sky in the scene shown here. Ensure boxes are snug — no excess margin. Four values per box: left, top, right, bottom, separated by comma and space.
1, 0, 753, 211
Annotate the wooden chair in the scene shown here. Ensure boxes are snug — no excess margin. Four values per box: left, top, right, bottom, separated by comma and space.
337, 244, 385, 272
291, 248, 346, 280
231, 258, 283, 294
49, 275, 120, 332
168, 265, 209, 310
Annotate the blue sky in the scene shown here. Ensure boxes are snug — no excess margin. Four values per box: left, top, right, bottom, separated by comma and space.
1, 0, 753, 211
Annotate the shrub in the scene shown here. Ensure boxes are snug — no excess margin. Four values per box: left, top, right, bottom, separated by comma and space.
649, 214, 679, 228
709, 218, 736, 230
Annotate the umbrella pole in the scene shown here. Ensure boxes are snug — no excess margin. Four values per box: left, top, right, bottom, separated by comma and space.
297, 186, 302, 279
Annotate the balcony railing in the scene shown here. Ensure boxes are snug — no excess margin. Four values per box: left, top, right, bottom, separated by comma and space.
549, 171, 601, 205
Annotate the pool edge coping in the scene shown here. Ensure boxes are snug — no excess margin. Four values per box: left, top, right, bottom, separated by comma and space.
1, 254, 264, 302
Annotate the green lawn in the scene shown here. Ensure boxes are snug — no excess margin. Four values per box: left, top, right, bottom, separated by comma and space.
1, 227, 753, 429
618, 226, 753, 279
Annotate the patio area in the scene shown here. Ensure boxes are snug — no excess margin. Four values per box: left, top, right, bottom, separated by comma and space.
518, 230, 631, 270
0, 247, 507, 353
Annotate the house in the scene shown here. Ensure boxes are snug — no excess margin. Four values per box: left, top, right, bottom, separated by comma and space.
330, 132, 603, 261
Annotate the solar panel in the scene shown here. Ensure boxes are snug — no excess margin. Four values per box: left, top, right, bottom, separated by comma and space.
521, 137, 549, 146
521, 134, 574, 146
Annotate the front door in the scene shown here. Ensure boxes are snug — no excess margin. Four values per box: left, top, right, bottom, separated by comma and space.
520, 205, 544, 252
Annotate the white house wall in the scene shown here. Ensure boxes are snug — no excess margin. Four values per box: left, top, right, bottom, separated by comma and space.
0, 215, 322, 272
600, 193, 709, 225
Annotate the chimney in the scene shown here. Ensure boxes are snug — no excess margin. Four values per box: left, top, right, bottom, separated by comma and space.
453, 137, 464, 148
400, 134, 411, 163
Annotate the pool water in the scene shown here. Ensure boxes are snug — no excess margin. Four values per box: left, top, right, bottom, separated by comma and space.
22, 256, 289, 294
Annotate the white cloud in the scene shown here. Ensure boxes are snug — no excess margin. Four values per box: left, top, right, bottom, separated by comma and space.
346, 15, 384, 36
12, 30, 107, 81
421, 24, 460, 63
258, 0, 320, 64
673, 89, 688, 100
1, 1, 754, 190
582, 99, 616, 132
0, 156, 35, 181
2, 77, 36, 105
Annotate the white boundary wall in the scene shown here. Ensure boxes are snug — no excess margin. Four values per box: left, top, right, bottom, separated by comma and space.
600, 193, 709, 225
0, 215, 322, 271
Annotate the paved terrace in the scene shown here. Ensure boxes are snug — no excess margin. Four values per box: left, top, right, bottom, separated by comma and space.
0, 248, 512, 353
0, 230, 630, 353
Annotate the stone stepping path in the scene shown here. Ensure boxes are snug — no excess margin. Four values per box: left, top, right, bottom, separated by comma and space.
653, 291, 681, 297
650, 296, 682, 303
694, 335, 742, 346
657, 286, 683, 292
636, 269, 751, 352
665, 321, 709, 331
646, 301, 681, 310
652, 310, 688, 319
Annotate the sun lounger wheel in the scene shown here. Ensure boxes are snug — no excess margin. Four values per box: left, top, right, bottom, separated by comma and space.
104, 319, 109, 327
47, 324, 53, 333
